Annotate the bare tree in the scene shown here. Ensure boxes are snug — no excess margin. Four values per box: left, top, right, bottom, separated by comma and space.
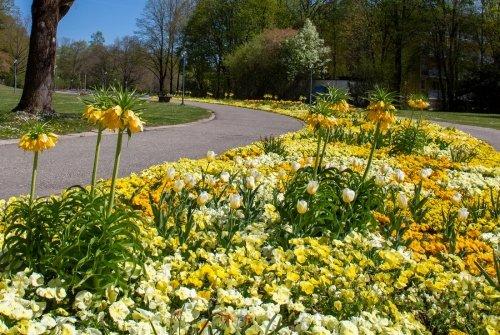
136, 0, 193, 99
111, 36, 144, 89
14, 0, 74, 115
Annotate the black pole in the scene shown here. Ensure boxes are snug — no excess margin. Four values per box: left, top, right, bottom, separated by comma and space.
181, 54, 186, 105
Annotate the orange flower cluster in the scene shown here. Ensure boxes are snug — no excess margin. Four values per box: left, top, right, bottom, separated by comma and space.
408, 98, 430, 110
329, 100, 350, 113
84, 105, 144, 133
306, 114, 338, 130
366, 101, 396, 132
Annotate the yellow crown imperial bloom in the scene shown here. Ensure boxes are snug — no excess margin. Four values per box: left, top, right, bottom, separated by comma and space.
83, 105, 104, 125
123, 110, 144, 133
102, 105, 124, 130
330, 100, 350, 113
19, 132, 58, 152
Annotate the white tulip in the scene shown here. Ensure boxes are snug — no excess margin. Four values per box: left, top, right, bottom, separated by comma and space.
220, 171, 230, 183
173, 179, 185, 193
234, 156, 244, 165
395, 169, 405, 183
292, 161, 301, 172
421, 168, 433, 179
245, 176, 256, 190
229, 194, 242, 210
206, 150, 216, 162
396, 192, 408, 209
342, 188, 356, 203
197, 191, 210, 206
184, 173, 196, 187
451, 192, 462, 205
457, 207, 469, 221
306, 180, 319, 195
296, 200, 308, 214
375, 175, 386, 186
166, 167, 176, 181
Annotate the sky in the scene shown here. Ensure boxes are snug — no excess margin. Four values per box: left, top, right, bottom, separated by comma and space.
14, 0, 146, 43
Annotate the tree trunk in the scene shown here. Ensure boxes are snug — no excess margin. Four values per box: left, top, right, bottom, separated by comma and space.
13, 0, 73, 115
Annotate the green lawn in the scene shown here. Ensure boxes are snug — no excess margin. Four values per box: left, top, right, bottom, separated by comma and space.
396, 109, 500, 130
0, 85, 210, 139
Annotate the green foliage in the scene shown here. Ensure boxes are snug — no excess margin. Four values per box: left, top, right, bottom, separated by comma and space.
409, 181, 431, 224
450, 144, 478, 163
149, 188, 198, 247
274, 167, 385, 246
260, 136, 287, 156
390, 124, 429, 155
225, 29, 297, 98
475, 249, 500, 292
0, 188, 144, 295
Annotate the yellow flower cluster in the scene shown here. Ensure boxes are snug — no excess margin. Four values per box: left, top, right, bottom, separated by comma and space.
329, 100, 350, 113
408, 98, 430, 110
306, 113, 337, 130
366, 101, 397, 132
19, 132, 58, 152
84, 105, 144, 133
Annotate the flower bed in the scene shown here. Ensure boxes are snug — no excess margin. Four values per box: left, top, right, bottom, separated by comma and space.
0, 92, 499, 334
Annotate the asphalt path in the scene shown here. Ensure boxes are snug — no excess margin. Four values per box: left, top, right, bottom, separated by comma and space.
0, 102, 303, 199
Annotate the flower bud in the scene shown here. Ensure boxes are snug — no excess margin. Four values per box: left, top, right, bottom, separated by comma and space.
292, 162, 301, 172
229, 194, 242, 210
342, 188, 356, 204
207, 150, 216, 162
166, 167, 176, 181
396, 192, 408, 209
306, 181, 319, 196
451, 192, 462, 205
245, 176, 256, 190
220, 171, 230, 183
395, 169, 405, 183
173, 180, 185, 193
197, 191, 210, 206
421, 168, 433, 179
457, 207, 469, 221
184, 174, 196, 188
296, 200, 308, 214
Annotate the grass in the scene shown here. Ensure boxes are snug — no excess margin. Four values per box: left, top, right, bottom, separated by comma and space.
396, 109, 500, 130
0, 85, 211, 139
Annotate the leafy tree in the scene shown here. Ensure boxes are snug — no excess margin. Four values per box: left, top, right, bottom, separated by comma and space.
226, 28, 297, 98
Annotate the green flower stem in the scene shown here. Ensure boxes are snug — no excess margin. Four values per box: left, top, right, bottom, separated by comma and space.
108, 129, 124, 215
318, 130, 331, 171
313, 132, 322, 178
90, 128, 103, 198
29, 151, 39, 205
362, 121, 381, 183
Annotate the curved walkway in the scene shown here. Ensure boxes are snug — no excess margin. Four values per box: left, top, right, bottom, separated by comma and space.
0, 102, 303, 199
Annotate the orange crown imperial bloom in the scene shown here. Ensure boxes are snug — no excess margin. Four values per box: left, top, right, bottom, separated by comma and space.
123, 110, 144, 133
19, 132, 58, 152
83, 105, 104, 125
101, 105, 124, 130
306, 114, 337, 130
367, 101, 396, 132
329, 100, 350, 113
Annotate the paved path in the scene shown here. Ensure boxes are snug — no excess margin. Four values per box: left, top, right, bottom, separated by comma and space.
433, 121, 500, 150
0, 102, 303, 199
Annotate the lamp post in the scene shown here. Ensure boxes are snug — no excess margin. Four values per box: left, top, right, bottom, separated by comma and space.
181, 50, 187, 106
309, 66, 313, 105
13, 58, 18, 93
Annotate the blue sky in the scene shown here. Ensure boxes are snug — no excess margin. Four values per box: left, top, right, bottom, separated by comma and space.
14, 0, 145, 43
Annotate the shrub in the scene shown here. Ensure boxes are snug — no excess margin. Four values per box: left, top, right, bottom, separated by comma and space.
0, 187, 144, 295
274, 167, 385, 246
260, 136, 287, 156
390, 124, 429, 155
450, 144, 478, 163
